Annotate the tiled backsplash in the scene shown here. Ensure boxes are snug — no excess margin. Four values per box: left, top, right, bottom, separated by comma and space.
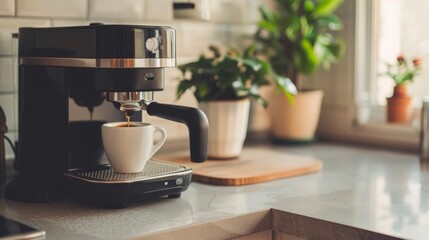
17, 0, 88, 18
89, 0, 146, 20
0, 0, 14, 16
0, 0, 272, 158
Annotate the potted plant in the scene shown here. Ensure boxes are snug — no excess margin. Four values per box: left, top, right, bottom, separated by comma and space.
177, 45, 297, 159
385, 55, 422, 124
257, 0, 346, 143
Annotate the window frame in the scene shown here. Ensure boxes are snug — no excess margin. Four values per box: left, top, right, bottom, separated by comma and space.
342, 0, 420, 151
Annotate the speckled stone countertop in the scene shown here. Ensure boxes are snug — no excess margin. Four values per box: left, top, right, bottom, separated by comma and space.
1, 143, 428, 239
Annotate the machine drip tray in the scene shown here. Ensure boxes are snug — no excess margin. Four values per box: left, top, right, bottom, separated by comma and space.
64, 160, 193, 208
66, 160, 190, 183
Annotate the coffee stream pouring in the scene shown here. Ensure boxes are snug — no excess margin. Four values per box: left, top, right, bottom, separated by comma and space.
5, 24, 208, 207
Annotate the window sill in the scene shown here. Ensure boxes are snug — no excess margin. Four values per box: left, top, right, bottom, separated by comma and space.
344, 121, 419, 152
345, 104, 421, 151
318, 105, 419, 152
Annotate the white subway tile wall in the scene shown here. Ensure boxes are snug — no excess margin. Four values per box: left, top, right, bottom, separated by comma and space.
0, 0, 15, 16
89, 0, 145, 20
0, 95, 15, 130
210, 0, 249, 24
179, 22, 230, 56
0, 57, 13, 92
4, 132, 16, 159
0, 18, 50, 55
145, 0, 173, 21
0, 0, 274, 158
17, 0, 88, 18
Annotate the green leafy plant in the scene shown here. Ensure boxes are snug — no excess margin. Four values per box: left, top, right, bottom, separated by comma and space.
176, 45, 297, 107
386, 55, 422, 85
257, 0, 346, 91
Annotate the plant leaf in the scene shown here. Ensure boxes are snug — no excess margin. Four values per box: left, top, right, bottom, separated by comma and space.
176, 44, 281, 107
251, 94, 268, 108
314, 0, 344, 17
315, 15, 343, 30
273, 74, 298, 96
243, 44, 257, 58
176, 80, 193, 100
304, 0, 315, 13
285, 16, 301, 41
258, 20, 278, 34
300, 16, 310, 36
398, 72, 415, 84
242, 58, 262, 72
326, 38, 345, 58
259, 6, 274, 21
299, 38, 318, 73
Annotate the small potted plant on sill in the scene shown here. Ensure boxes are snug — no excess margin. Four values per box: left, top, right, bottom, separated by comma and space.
256, 0, 345, 143
385, 55, 422, 124
176, 45, 297, 159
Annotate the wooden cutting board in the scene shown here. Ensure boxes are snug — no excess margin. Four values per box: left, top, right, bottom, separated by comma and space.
156, 147, 323, 186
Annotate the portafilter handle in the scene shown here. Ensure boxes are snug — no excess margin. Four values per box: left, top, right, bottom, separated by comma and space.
146, 102, 208, 163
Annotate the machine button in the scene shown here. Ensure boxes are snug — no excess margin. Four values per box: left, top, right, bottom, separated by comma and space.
176, 177, 183, 185
146, 37, 160, 52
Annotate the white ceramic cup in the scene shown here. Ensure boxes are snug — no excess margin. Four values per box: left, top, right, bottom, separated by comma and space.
101, 122, 167, 173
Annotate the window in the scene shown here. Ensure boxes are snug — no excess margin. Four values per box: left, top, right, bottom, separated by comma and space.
376, 0, 429, 108
357, 0, 428, 128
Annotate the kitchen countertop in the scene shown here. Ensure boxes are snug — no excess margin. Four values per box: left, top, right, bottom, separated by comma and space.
1, 143, 428, 239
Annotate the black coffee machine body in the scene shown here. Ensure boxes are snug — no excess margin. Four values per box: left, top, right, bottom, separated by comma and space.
5, 24, 208, 206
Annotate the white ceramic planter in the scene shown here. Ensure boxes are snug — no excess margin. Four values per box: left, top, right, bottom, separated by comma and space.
199, 99, 250, 159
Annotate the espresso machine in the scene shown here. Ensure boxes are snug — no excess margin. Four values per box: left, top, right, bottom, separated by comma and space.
5, 24, 208, 207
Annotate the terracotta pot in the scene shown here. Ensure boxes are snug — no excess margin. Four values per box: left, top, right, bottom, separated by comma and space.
386, 85, 412, 123
199, 99, 250, 159
268, 89, 324, 143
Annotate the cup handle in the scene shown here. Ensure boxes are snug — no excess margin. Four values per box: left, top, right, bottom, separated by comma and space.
149, 126, 167, 160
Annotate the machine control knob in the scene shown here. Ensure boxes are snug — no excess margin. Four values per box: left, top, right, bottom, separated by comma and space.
146, 37, 160, 52
176, 177, 183, 185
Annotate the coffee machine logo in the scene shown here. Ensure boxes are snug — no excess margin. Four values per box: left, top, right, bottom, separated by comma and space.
145, 72, 155, 81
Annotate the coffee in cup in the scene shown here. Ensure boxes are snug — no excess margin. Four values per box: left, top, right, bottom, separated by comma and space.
101, 122, 167, 173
